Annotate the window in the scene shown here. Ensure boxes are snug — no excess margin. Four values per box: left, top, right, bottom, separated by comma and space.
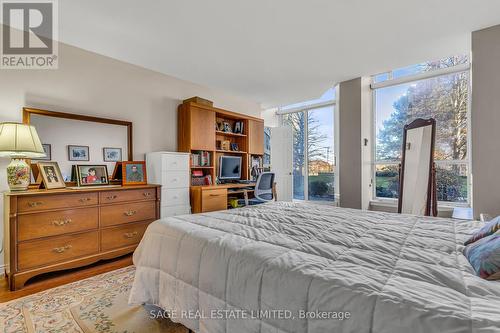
280, 88, 336, 202
373, 55, 470, 204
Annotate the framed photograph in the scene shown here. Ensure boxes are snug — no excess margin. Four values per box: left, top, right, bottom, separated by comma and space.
76, 165, 109, 186
37, 162, 65, 189
103, 147, 122, 162
222, 122, 232, 133
122, 161, 147, 185
68, 145, 89, 161
216, 121, 224, 131
33, 144, 51, 161
230, 143, 239, 151
111, 162, 122, 180
233, 121, 244, 134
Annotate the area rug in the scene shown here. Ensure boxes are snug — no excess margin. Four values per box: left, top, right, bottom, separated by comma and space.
0, 266, 188, 333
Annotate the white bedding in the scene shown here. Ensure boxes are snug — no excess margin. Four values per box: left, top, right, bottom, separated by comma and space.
129, 201, 500, 333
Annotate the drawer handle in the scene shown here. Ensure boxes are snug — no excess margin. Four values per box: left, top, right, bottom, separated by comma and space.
106, 195, 118, 200
52, 218, 72, 226
124, 210, 137, 216
143, 192, 151, 197
79, 197, 92, 203
209, 194, 220, 197
28, 201, 43, 207
124, 231, 138, 239
52, 244, 72, 253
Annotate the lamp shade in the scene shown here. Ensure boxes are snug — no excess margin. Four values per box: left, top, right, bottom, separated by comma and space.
0, 122, 46, 158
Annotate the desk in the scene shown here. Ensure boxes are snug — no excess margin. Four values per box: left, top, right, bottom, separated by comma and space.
190, 183, 256, 213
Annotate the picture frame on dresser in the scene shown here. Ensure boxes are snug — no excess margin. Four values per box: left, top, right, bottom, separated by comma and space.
75, 164, 110, 186
122, 161, 147, 185
37, 161, 66, 189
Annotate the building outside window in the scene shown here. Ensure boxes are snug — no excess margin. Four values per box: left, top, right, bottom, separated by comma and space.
372, 55, 470, 205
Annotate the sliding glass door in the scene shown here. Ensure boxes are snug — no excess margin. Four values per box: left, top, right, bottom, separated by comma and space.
283, 105, 335, 202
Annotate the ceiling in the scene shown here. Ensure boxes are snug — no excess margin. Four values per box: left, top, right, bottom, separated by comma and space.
51, 1, 500, 107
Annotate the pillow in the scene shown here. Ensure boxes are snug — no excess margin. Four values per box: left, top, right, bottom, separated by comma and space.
463, 231, 500, 280
464, 215, 500, 245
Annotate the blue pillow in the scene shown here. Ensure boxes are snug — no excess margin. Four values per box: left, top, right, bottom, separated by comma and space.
463, 230, 500, 280
464, 215, 500, 245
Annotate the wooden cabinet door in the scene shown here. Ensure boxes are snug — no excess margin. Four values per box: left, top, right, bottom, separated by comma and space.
248, 120, 264, 155
190, 107, 215, 150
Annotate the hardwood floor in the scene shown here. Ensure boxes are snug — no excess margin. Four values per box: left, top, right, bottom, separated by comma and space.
0, 254, 133, 303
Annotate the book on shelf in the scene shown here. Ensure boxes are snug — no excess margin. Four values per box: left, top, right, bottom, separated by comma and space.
190, 151, 211, 167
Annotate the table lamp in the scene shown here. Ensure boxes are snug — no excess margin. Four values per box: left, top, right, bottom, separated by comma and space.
0, 122, 46, 191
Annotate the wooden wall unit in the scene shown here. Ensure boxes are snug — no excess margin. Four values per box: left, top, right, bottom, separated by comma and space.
4, 185, 161, 290
178, 100, 264, 213
248, 119, 264, 155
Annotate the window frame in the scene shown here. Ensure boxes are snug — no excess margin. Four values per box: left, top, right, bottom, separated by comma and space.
371, 62, 472, 207
279, 100, 337, 202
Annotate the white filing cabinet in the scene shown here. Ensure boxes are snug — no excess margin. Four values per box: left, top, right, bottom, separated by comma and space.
146, 152, 191, 217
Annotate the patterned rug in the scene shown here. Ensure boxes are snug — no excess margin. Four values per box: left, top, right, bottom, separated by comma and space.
0, 266, 188, 333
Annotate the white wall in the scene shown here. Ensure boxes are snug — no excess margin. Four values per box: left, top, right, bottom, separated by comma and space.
261, 108, 280, 128
0, 37, 262, 267
471, 24, 500, 219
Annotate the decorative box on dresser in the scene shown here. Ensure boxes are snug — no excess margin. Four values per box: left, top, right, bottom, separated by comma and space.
146, 151, 191, 217
4, 184, 161, 290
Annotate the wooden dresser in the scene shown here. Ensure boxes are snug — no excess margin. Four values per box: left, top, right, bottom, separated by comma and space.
4, 184, 161, 290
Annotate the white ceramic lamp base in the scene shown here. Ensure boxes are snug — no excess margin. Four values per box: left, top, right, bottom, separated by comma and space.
7, 158, 30, 191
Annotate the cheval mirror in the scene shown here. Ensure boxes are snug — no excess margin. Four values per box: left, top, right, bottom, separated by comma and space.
398, 118, 438, 216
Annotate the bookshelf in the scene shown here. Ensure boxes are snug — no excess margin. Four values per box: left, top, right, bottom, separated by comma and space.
178, 99, 264, 186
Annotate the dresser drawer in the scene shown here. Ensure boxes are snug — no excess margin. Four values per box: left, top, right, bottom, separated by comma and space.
18, 207, 98, 241
100, 201, 156, 227
17, 193, 98, 213
100, 188, 156, 204
101, 221, 150, 251
202, 188, 227, 212
162, 171, 189, 188
162, 154, 189, 171
162, 188, 189, 207
18, 231, 99, 270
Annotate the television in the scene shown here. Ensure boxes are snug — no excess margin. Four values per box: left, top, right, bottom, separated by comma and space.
218, 156, 242, 180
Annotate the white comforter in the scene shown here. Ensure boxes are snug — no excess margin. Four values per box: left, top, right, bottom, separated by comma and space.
129, 202, 500, 333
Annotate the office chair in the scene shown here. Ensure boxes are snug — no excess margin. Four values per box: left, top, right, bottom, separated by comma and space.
244, 172, 275, 206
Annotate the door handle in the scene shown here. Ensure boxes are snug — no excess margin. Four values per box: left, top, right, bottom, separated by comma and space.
52, 244, 72, 253
52, 218, 72, 226
124, 231, 138, 238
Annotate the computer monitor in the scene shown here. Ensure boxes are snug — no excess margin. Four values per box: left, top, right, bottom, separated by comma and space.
218, 156, 242, 180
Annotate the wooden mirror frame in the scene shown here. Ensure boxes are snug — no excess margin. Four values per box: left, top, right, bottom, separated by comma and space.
397, 118, 437, 216
22, 107, 133, 161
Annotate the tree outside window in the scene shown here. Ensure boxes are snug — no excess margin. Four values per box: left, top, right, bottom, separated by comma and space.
374, 55, 469, 203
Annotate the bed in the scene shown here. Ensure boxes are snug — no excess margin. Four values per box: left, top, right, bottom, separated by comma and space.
128, 201, 500, 333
